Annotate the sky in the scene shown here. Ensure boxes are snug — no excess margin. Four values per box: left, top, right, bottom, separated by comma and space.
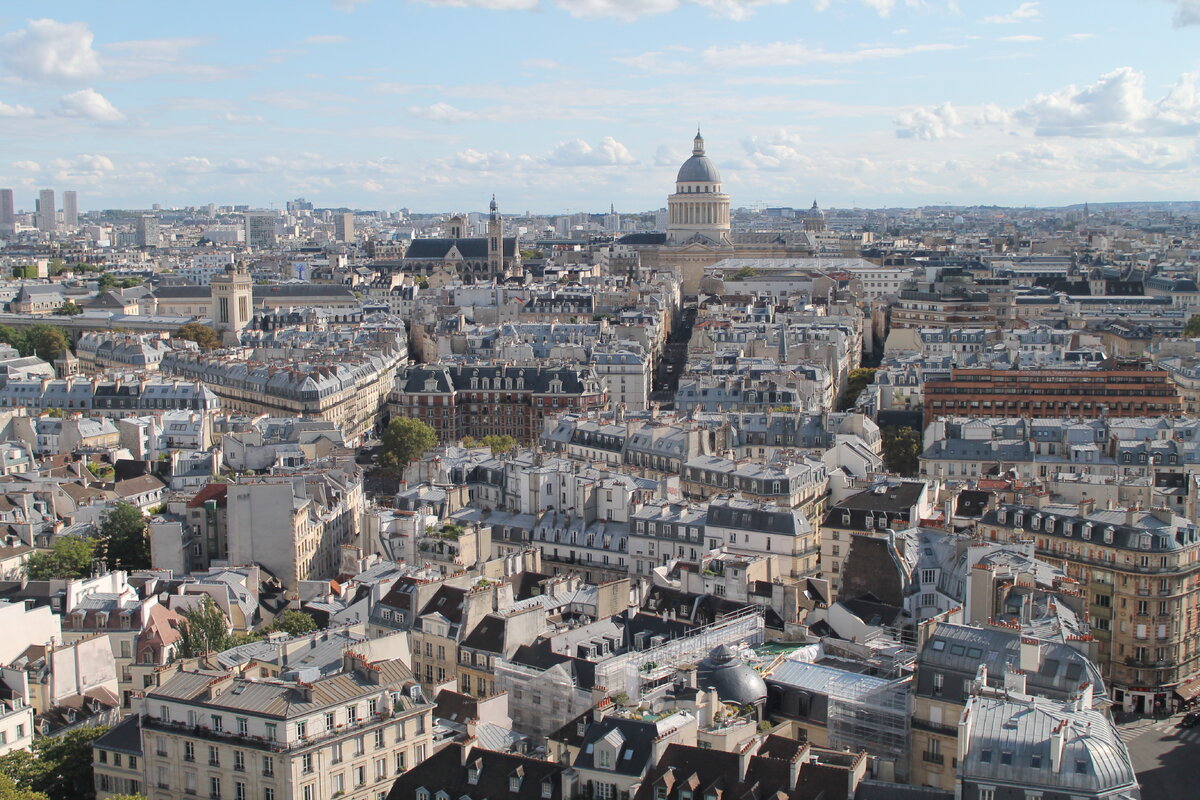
0, 0, 1197, 214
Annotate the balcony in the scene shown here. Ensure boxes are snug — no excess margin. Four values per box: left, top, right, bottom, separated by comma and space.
911, 718, 958, 737
143, 707, 399, 754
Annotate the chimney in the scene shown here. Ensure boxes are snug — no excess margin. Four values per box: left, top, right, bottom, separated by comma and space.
1019, 637, 1041, 673
1049, 719, 1068, 773
1076, 681, 1094, 711
1077, 494, 1095, 517
1004, 669, 1027, 695
460, 737, 476, 766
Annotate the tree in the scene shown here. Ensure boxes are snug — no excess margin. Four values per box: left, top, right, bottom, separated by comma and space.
52, 302, 83, 316
175, 323, 221, 350
24, 536, 96, 580
23, 325, 70, 362
479, 434, 517, 455
0, 326, 24, 352
1185, 314, 1200, 338
378, 417, 437, 477
0, 725, 109, 800
269, 610, 318, 637
176, 595, 232, 658
842, 367, 878, 409
881, 425, 922, 477
731, 266, 757, 280
97, 501, 150, 571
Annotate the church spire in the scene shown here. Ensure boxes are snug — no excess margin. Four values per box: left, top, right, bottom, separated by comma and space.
693, 128, 705, 156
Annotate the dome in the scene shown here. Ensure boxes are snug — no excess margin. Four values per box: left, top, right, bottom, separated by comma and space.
696, 644, 767, 705
676, 130, 721, 184
677, 155, 721, 184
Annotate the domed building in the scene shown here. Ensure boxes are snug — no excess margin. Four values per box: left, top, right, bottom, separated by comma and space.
615, 130, 816, 296
696, 645, 768, 709
667, 131, 731, 247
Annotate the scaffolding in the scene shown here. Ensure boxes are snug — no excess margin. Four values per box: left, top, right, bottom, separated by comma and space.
613, 605, 766, 703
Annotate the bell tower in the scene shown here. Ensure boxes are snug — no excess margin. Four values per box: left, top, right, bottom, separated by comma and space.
211, 260, 253, 346
487, 195, 503, 278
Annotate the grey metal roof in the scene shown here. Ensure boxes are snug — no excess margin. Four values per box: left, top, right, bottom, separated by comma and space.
676, 154, 721, 184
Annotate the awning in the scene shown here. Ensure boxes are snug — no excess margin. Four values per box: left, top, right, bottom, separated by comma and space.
1174, 675, 1200, 701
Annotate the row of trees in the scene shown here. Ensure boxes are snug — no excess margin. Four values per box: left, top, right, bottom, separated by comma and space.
0, 325, 70, 363
25, 502, 150, 580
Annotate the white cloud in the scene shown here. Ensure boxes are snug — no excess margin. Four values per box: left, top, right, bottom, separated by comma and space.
702, 40, 963, 67
410, 102, 479, 123
895, 102, 961, 139
0, 18, 100, 82
58, 88, 125, 122
48, 153, 115, 181
1065, 32, 1095, 40
999, 34, 1041, 42
304, 35, 349, 44
1015, 67, 1200, 136
739, 129, 809, 169
546, 136, 635, 166
0, 101, 35, 118
415, 0, 790, 21
981, 2, 1039, 24
1164, 0, 1200, 27
222, 111, 266, 124
11, 160, 40, 172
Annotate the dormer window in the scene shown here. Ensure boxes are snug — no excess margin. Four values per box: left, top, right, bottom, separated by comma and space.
467, 765, 480, 785
509, 776, 521, 791
542, 780, 554, 799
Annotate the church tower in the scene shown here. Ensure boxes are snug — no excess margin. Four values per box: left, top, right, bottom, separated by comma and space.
487, 195, 503, 278
211, 260, 253, 346
447, 214, 466, 239
666, 129, 731, 246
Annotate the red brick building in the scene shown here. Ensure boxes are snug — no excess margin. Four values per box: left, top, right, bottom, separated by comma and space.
389, 364, 608, 443
923, 361, 1182, 422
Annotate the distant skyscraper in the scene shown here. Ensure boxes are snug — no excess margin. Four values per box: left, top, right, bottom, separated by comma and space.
244, 211, 278, 249
37, 189, 56, 232
136, 214, 159, 248
333, 213, 355, 242
0, 189, 13, 232
62, 191, 78, 227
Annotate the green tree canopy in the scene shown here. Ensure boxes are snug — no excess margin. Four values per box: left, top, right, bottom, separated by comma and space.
0, 725, 110, 800
176, 595, 232, 658
52, 302, 83, 316
881, 425, 922, 477
1185, 314, 1200, 338
378, 417, 437, 477
842, 367, 878, 409
730, 266, 757, 280
479, 434, 517, 455
175, 322, 221, 350
24, 536, 96, 581
269, 610, 318, 637
97, 501, 150, 571
23, 325, 70, 362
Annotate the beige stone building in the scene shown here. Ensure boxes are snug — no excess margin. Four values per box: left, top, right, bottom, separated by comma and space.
140, 652, 433, 800
978, 500, 1200, 714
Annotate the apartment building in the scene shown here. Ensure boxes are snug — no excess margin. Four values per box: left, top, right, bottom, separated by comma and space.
390, 364, 608, 444
141, 652, 433, 800
704, 497, 819, 579
224, 467, 364, 590
978, 501, 1200, 714
923, 362, 1182, 423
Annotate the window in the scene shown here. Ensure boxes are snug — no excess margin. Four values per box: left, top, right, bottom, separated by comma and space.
184, 742, 195, 762
921, 569, 936, 584
264, 790, 274, 800
355, 765, 366, 786
262, 756, 274, 777
234, 751, 245, 772
542, 780, 554, 799
209, 745, 220, 766
980, 749, 992, 763
510, 776, 522, 791
332, 742, 343, 764
333, 773, 345, 794
979, 789, 994, 800
599, 749, 612, 768
301, 753, 313, 774
933, 673, 944, 695
211, 715, 223, 732
265, 723, 277, 742
296, 721, 308, 739
375, 729, 385, 749
235, 782, 246, 800
326, 711, 336, 731
303, 785, 316, 800
237, 718, 248, 736
395, 752, 406, 773
1030, 753, 1042, 769
375, 757, 388, 781
210, 776, 222, 799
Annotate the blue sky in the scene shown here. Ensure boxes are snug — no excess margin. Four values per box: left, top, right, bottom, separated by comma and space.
0, 0, 1196, 213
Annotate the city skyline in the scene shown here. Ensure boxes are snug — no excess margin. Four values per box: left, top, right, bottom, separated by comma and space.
0, 0, 1196, 212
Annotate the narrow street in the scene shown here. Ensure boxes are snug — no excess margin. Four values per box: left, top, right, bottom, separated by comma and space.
649, 304, 696, 410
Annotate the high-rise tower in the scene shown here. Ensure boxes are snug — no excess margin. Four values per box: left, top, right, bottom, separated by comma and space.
210, 261, 253, 346
487, 195, 503, 277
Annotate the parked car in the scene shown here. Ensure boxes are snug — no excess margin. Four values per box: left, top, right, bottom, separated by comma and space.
1179, 711, 1200, 728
